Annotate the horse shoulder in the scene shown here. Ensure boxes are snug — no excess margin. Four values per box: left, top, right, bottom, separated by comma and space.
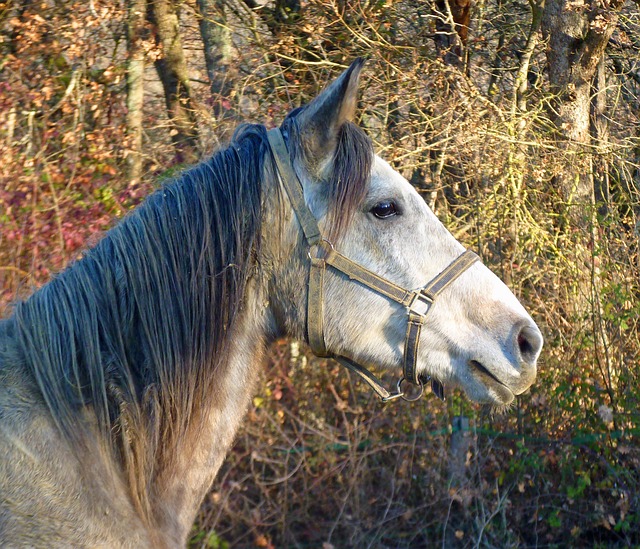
0, 320, 152, 548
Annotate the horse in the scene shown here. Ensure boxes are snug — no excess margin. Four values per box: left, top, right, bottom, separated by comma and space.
0, 59, 543, 547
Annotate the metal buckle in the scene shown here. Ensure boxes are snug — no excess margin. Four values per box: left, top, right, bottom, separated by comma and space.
408, 291, 433, 316
307, 238, 334, 260
399, 376, 424, 402
380, 377, 425, 402
380, 389, 405, 403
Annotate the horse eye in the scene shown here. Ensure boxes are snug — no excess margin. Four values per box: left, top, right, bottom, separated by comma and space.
371, 201, 398, 219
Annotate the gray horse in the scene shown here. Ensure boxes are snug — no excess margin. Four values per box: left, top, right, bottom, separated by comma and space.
0, 60, 542, 547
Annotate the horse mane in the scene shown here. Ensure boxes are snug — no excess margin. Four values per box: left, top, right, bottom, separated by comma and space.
7, 112, 373, 524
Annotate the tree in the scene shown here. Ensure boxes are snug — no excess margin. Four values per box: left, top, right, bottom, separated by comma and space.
148, 0, 199, 164
433, 0, 472, 66
197, 0, 233, 122
125, 0, 147, 185
540, 0, 626, 336
541, 0, 624, 211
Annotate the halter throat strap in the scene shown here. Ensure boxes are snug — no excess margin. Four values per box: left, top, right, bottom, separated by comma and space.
266, 127, 479, 402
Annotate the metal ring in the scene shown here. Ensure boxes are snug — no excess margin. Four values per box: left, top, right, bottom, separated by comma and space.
307, 246, 319, 261
397, 377, 425, 402
307, 238, 335, 260
321, 238, 335, 250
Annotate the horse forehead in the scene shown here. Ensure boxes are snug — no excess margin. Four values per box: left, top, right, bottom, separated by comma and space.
370, 156, 416, 197
369, 157, 449, 244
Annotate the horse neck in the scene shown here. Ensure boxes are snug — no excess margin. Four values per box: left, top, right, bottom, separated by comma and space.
149, 169, 291, 543
260, 177, 311, 341
152, 275, 271, 543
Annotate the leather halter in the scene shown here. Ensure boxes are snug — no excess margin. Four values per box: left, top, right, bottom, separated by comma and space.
267, 128, 479, 402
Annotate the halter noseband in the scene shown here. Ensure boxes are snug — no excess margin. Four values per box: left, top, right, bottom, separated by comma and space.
267, 128, 479, 402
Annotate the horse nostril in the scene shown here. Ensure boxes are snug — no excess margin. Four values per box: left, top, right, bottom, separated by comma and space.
516, 324, 543, 364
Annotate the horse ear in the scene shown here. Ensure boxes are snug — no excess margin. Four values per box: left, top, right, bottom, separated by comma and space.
295, 58, 365, 168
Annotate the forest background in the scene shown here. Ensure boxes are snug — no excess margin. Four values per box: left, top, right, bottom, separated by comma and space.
1, 0, 639, 546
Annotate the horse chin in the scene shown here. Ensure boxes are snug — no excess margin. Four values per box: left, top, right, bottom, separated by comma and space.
487, 401, 517, 416
465, 360, 516, 407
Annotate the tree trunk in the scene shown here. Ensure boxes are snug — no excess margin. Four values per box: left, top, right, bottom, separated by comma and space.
125, 0, 147, 186
197, 0, 233, 123
591, 54, 610, 218
541, 0, 622, 320
148, 0, 199, 164
433, 0, 472, 66
541, 0, 622, 211
512, 0, 544, 120
269, 0, 301, 34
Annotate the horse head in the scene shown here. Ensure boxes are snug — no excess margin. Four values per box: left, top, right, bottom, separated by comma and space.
266, 59, 542, 407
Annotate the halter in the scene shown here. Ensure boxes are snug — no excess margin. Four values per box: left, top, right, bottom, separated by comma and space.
267, 128, 479, 402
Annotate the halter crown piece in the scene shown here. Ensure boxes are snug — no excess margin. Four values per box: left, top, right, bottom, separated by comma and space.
267, 128, 479, 402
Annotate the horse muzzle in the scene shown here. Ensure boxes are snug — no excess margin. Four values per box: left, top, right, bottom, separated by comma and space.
468, 320, 542, 404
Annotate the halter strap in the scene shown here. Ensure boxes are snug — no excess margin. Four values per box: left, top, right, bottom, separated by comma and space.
267, 127, 322, 246
311, 241, 479, 385
267, 127, 479, 402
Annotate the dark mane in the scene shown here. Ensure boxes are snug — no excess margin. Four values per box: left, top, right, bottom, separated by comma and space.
328, 122, 374, 240
11, 123, 267, 521
282, 114, 374, 242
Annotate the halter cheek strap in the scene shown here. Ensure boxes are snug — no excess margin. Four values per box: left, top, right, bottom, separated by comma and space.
267, 127, 479, 402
